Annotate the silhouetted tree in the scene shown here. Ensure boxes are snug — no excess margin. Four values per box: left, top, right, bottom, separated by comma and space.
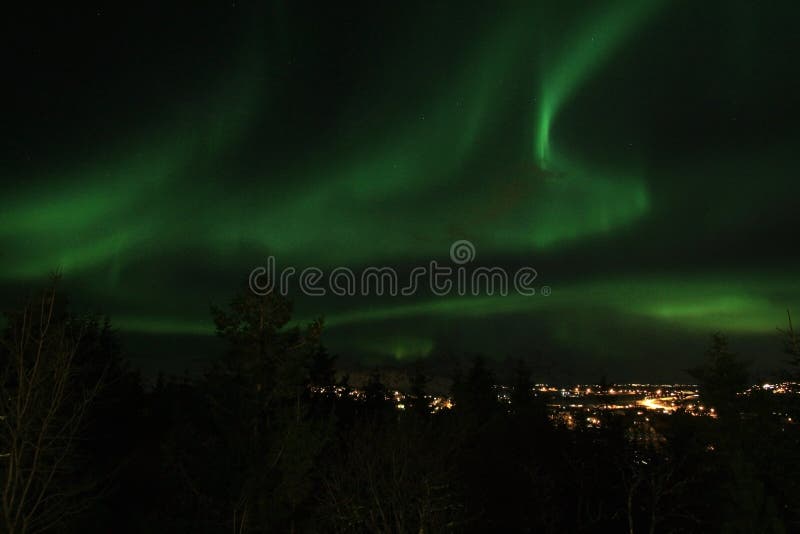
779, 310, 800, 375
407, 360, 430, 417
320, 418, 462, 533
0, 280, 111, 534
363, 371, 393, 424
308, 345, 336, 391
510, 358, 532, 411
687, 333, 750, 419
452, 356, 497, 420
166, 284, 331, 533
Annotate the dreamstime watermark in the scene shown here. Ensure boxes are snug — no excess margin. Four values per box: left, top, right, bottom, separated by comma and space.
248, 240, 551, 297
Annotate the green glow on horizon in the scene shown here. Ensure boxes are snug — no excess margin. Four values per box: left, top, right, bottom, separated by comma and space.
97, 270, 766, 359
313, 272, 799, 336
359, 336, 434, 361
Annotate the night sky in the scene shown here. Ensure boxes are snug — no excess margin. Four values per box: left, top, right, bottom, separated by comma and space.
3, 1, 799, 381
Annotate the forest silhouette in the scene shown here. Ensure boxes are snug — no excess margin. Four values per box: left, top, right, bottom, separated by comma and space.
1, 278, 799, 533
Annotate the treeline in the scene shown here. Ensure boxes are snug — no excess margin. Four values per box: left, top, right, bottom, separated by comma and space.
1, 281, 799, 533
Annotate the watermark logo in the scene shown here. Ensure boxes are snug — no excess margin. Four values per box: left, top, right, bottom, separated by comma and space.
249, 240, 550, 297
449, 239, 476, 264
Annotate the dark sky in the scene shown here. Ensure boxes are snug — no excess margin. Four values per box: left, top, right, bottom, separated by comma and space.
2, 1, 799, 381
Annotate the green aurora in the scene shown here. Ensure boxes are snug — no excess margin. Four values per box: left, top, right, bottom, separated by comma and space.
2, 1, 799, 379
